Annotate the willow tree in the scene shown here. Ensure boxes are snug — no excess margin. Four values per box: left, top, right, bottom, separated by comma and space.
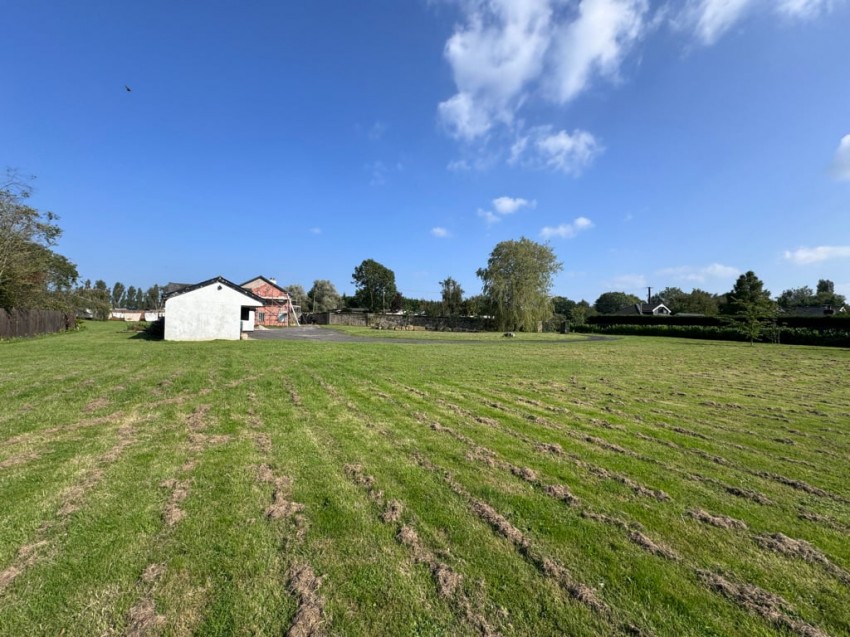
477, 237, 562, 332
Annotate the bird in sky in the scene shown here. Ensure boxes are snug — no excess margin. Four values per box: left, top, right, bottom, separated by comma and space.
124, 85, 132, 92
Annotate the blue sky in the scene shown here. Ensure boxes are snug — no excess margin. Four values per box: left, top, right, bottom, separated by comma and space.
2, 0, 849, 303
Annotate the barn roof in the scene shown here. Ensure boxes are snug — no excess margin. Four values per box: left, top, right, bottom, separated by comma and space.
163, 276, 266, 304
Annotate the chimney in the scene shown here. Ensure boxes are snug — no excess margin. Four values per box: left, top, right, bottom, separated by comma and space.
269, 277, 277, 284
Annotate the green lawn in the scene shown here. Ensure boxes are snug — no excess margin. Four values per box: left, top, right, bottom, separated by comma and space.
1, 322, 849, 636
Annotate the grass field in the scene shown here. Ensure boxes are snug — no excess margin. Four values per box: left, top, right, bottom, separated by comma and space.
1, 322, 849, 636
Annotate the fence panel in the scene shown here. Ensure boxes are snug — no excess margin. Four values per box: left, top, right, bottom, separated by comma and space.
0, 309, 67, 339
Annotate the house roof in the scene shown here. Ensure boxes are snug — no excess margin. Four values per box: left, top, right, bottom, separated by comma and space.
163, 276, 266, 304
612, 303, 671, 315
781, 305, 847, 317
162, 282, 192, 297
240, 276, 291, 297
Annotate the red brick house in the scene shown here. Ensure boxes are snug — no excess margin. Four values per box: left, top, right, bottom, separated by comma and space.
240, 276, 298, 327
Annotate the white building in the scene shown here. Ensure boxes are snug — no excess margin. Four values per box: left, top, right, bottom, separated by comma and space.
163, 276, 264, 341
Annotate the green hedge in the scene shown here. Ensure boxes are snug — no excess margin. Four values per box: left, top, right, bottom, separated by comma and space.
572, 323, 850, 347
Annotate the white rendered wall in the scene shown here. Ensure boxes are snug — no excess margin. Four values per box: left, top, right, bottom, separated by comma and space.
164, 284, 261, 341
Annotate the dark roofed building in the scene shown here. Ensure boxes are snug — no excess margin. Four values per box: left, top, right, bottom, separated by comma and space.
613, 302, 672, 316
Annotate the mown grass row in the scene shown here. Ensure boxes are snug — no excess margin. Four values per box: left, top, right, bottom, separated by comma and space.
1, 322, 848, 635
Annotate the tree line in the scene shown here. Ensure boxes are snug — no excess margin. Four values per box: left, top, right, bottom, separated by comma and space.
4, 170, 844, 335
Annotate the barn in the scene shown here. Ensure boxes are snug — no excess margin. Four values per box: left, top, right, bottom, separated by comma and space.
163, 276, 265, 341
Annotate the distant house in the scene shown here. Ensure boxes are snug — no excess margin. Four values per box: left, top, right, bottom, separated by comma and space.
613, 302, 672, 316
782, 305, 847, 317
163, 276, 264, 341
110, 309, 164, 322
240, 276, 298, 327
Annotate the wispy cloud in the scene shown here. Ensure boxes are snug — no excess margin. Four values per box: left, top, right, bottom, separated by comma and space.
831, 134, 850, 181
477, 208, 501, 225
540, 216, 594, 239
784, 246, 850, 265
676, 0, 839, 45
366, 160, 402, 186
777, 0, 836, 18
431, 226, 451, 238
368, 120, 388, 141
657, 263, 740, 282
510, 126, 602, 175
309, 227, 322, 235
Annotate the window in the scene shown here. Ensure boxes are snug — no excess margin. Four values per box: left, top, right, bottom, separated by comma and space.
258, 312, 265, 322
278, 312, 287, 322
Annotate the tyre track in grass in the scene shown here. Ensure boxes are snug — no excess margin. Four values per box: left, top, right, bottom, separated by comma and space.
250, 386, 325, 637
411, 454, 657, 637
0, 413, 142, 595
410, 411, 681, 564
341, 380, 657, 635
388, 381, 672, 503
301, 370, 512, 636
322, 371, 840, 636
309, 370, 629, 635
122, 403, 234, 636
343, 464, 500, 637
515, 377, 850, 459
392, 379, 788, 513
443, 381, 850, 507
406, 378, 850, 572
371, 380, 840, 636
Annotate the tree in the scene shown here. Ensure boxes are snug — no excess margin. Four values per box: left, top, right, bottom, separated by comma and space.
307, 279, 341, 312
439, 277, 464, 316
816, 279, 846, 307
723, 271, 774, 344
777, 286, 817, 309
0, 170, 76, 310
125, 286, 137, 310
145, 284, 162, 310
352, 259, 398, 312
569, 300, 595, 326
681, 288, 721, 315
134, 287, 145, 310
111, 282, 126, 307
75, 280, 110, 320
593, 291, 641, 315
477, 237, 562, 332
722, 271, 771, 316
286, 284, 307, 311
461, 294, 489, 318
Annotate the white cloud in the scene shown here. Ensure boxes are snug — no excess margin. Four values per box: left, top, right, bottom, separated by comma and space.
784, 246, 850, 265
309, 227, 322, 235
777, 0, 834, 18
657, 263, 740, 282
511, 126, 602, 174
540, 216, 594, 239
547, 0, 649, 103
431, 227, 451, 238
831, 134, 850, 181
683, 0, 756, 45
678, 0, 839, 45
438, 0, 647, 159
438, 0, 553, 141
492, 196, 536, 214
477, 208, 501, 225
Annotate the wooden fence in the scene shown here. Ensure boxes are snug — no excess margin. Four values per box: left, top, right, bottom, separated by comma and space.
0, 308, 68, 339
